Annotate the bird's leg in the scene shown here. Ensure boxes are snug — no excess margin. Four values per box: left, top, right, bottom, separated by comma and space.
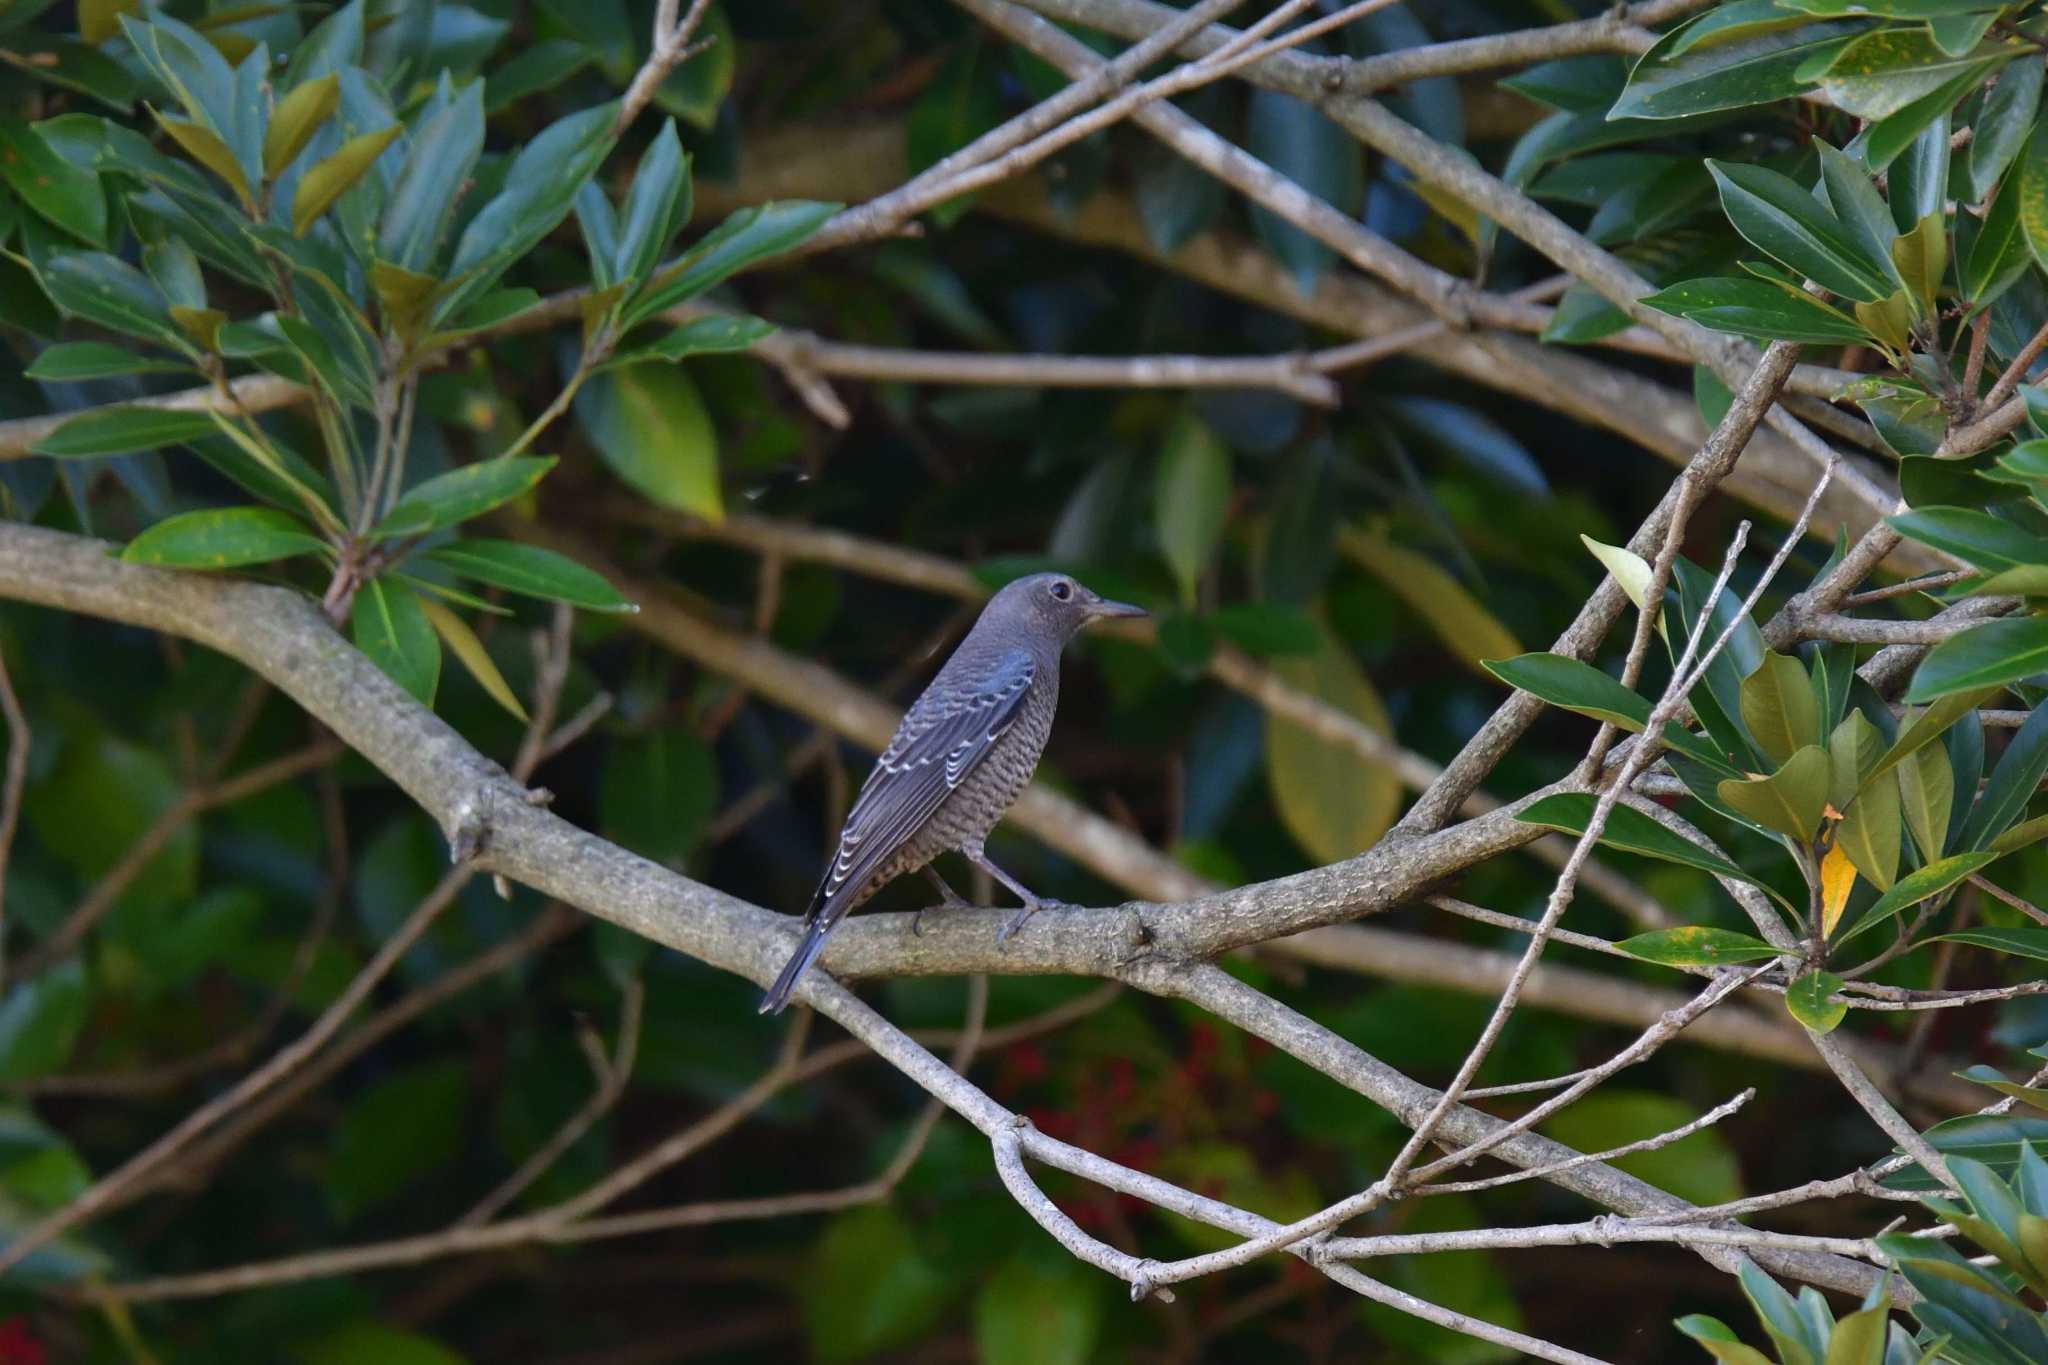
913, 868, 973, 936
963, 847, 1074, 943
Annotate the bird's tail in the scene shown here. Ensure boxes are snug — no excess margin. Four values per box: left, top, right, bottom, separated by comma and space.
759, 909, 834, 1015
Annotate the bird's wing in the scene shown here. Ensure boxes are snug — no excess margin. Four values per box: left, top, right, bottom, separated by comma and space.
807, 649, 1037, 924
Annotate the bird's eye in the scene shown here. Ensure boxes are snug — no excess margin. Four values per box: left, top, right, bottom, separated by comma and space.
1048, 580, 1072, 601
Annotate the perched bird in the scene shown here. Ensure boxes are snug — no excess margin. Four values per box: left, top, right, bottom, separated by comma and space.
758, 572, 1145, 1014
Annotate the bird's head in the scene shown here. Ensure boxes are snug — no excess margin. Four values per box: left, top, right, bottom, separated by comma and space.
990, 572, 1147, 642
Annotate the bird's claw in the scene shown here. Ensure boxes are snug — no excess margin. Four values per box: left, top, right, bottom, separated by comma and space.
997, 898, 1077, 945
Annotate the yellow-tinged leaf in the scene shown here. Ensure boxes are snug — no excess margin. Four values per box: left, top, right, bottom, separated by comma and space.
1893, 210, 1946, 317
153, 109, 252, 210
1717, 744, 1830, 843
264, 72, 340, 177
1826, 843, 1859, 941
1853, 291, 1913, 356
168, 304, 225, 352
79, 0, 138, 44
416, 595, 527, 721
371, 261, 440, 341
1267, 616, 1400, 865
292, 123, 401, 238
1580, 534, 1663, 636
1339, 526, 1520, 674
1410, 177, 1481, 244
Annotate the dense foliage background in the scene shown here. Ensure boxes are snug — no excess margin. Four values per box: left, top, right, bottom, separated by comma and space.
5, 0, 2048, 1360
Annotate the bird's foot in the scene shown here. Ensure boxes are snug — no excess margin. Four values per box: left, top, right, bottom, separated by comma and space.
997, 898, 1078, 945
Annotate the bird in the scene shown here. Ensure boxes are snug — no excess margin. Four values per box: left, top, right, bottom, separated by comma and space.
758, 572, 1146, 1014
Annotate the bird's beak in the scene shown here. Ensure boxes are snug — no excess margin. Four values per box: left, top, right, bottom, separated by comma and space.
1088, 597, 1148, 620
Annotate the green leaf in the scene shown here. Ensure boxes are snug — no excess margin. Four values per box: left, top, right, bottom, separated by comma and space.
1738, 1258, 1825, 1365
423, 540, 634, 612
1957, 701, 2048, 850
1716, 744, 1830, 842
614, 117, 689, 285
36, 250, 185, 351
1817, 28, 2019, 121
1972, 57, 2043, 203
351, 578, 440, 705
1610, 10, 1863, 120
1992, 811, 2048, 854
1897, 739, 1955, 860
31, 405, 217, 458
803, 1205, 958, 1364
1836, 767, 1901, 892
0, 960, 89, 1084
1154, 411, 1230, 608
121, 506, 327, 568
1888, 507, 2048, 571
1267, 620, 1400, 865
374, 456, 554, 539
1828, 708, 1883, 811
24, 342, 191, 381
417, 596, 525, 722
1641, 276, 1871, 343
1907, 617, 2048, 701
1962, 170, 2033, 308
1861, 60, 1996, 171
1786, 970, 1846, 1033
1518, 791, 1760, 885
1581, 534, 1658, 620
293, 122, 402, 237
0, 117, 104, 245
377, 78, 484, 272
1482, 651, 1734, 771
1546, 1091, 1744, 1206
327, 1059, 467, 1223
1838, 850, 1999, 943
1676, 1314, 1777, 1365
1929, 928, 2048, 963
262, 70, 339, 177
626, 199, 840, 328
1707, 160, 1895, 302
573, 362, 722, 520
602, 314, 772, 369
1246, 88, 1363, 294
599, 729, 718, 865
974, 1251, 1105, 1365
1868, 685, 1999, 784
2020, 118, 2048, 271
440, 101, 619, 319
1957, 1064, 2048, 1113
1741, 650, 1821, 767
1616, 926, 1790, 966
1815, 140, 1903, 294
297, 1321, 469, 1365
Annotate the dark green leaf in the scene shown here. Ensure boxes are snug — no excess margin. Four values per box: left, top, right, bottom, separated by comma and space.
0, 960, 88, 1084
603, 314, 772, 369
625, 200, 840, 328
1956, 701, 2048, 849
1610, 9, 1863, 120
1907, 617, 2048, 701
1641, 276, 1870, 343
803, 1205, 958, 1364
615, 117, 689, 285
1246, 89, 1362, 295
423, 540, 634, 612
1483, 651, 1735, 771
24, 342, 191, 381
1707, 160, 1894, 301
1616, 926, 1790, 966
378, 78, 484, 271
31, 405, 217, 458
1963, 171, 2034, 308
35, 250, 186, 351
1517, 791, 1759, 884
1930, 928, 2048, 962
121, 506, 327, 568
1972, 58, 2043, 202
374, 456, 555, 539
327, 1059, 468, 1223
297, 1322, 468, 1365
1888, 507, 2048, 570
1815, 140, 1903, 294
573, 363, 721, 519
0, 118, 104, 245
351, 578, 440, 705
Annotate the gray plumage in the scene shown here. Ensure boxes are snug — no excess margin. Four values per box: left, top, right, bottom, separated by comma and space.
759, 572, 1145, 1013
